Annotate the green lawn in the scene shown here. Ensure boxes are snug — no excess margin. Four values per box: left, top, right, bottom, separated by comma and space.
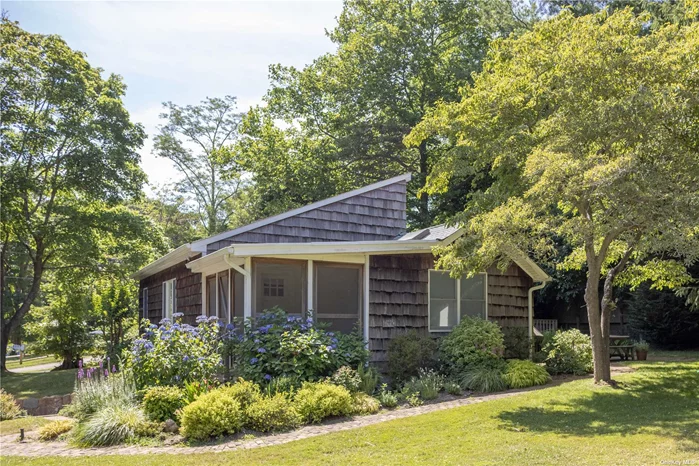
0, 417, 51, 436
3, 360, 698, 465
0, 369, 77, 398
5, 356, 60, 371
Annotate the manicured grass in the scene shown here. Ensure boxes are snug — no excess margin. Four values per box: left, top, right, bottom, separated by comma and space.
649, 349, 699, 361
0, 369, 77, 398
0, 417, 51, 435
6, 356, 60, 371
4, 360, 698, 465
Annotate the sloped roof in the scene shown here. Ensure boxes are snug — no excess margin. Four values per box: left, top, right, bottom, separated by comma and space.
398, 224, 461, 241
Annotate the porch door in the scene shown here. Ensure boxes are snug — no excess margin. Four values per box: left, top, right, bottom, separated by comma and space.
314, 263, 361, 333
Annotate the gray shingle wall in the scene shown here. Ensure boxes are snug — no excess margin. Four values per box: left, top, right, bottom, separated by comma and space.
206, 182, 407, 253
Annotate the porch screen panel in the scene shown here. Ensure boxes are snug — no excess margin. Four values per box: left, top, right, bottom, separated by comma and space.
429, 271, 457, 331
233, 271, 244, 322
460, 275, 486, 319
206, 275, 216, 317
217, 271, 230, 320
255, 261, 304, 316
315, 264, 360, 334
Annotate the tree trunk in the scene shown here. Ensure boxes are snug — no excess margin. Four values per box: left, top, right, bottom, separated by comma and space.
584, 265, 611, 383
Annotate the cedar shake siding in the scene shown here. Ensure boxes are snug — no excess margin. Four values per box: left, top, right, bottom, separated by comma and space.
206, 182, 407, 253
139, 255, 202, 326
486, 263, 532, 328
368, 254, 433, 367
368, 254, 534, 367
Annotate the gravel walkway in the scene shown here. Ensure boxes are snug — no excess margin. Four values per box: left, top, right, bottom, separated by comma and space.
0, 366, 634, 458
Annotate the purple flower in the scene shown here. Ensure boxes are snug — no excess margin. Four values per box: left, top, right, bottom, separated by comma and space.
264, 374, 272, 381
208, 316, 219, 322
250, 357, 258, 364
78, 359, 83, 369
258, 324, 273, 334
99, 360, 103, 369
159, 318, 171, 325
225, 323, 235, 330
183, 355, 190, 362
149, 324, 157, 329
196, 315, 208, 323
104, 369, 109, 377
77, 369, 84, 380
112, 365, 116, 373
173, 312, 184, 318
257, 348, 267, 354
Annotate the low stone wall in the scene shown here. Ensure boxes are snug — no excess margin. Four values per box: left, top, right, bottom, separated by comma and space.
17, 394, 72, 416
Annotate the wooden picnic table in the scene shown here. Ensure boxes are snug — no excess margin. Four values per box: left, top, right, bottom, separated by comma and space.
609, 334, 634, 360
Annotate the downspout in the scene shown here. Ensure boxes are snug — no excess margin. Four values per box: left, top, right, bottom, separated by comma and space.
528, 280, 550, 359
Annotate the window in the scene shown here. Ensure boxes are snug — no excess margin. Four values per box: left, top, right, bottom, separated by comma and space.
428, 270, 486, 332
142, 288, 149, 320
162, 279, 176, 320
315, 263, 361, 333
263, 278, 284, 297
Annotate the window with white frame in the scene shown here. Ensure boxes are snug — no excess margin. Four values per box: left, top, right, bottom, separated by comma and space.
142, 288, 149, 320
428, 270, 486, 332
162, 279, 176, 320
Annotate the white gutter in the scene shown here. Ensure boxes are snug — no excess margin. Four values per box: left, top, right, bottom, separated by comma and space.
528, 280, 551, 358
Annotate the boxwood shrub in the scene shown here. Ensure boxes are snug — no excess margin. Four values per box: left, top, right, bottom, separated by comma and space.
245, 394, 301, 432
179, 387, 244, 440
142, 386, 186, 422
293, 382, 353, 423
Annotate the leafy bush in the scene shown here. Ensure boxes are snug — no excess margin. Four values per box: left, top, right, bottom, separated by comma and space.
503, 359, 551, 388
179, 387, 244, 440
73, 405, 145, 446
440, 317, 505, 374
226, 309, 368, 384
222, 379, 262, 410
293, 382, 353, 423
357, 365, 380, 395
377, 384, 398, 408
0, 389, 25, 421
444, 381, 462, 396
264, 376, 301, 397
543, 329, 593, 375
403, 368, 444, 401
71, 371, 136, 421
142, 386, 186, 422
38, 420, 75, 441
405, 392, 423, 407
183, 379, 215, 403
351, 393, 380, 415
501, 326, 530, 359
458, 364, 507, 393
134, 419, 163, 438
244, 394, 301, 432
330, 366, 361, 393
387, 331, 439, 386
125, 314, 225, 388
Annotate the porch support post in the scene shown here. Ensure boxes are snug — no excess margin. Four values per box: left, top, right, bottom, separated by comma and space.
244, 257, 252, 320
307, 259, 314, 313
363, 254, 370, 346
201, 274, 207, 317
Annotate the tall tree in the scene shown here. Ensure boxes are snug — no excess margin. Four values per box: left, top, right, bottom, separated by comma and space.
409, 9, 699, 382
133, 186, 202, 248
153, 96, 244, 236
0, 18, 157, 370
235, 0, 529, 228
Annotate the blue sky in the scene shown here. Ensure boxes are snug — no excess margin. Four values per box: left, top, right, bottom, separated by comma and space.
5, 1, 342, 190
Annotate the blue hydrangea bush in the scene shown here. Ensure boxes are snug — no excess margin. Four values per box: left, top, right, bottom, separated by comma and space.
225, 308, 368, 384
125, 313, 228, 388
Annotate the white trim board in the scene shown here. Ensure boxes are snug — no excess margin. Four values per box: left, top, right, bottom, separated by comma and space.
189, 173, 412, 251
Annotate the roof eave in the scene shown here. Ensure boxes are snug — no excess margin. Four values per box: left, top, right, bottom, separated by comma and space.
131, 244, 198, 281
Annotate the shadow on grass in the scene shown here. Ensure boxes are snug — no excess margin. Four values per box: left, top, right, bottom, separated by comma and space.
0, 369, 77, 398
496, 362, 699, 452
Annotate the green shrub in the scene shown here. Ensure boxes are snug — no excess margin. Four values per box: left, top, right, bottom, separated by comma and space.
222, 378, 262, 410
38, 420, 75, 441
376, 384, 398, 409
330, 366, 361, 393
244, 394, 301, 432
134, 419, 163, 438
125, 315, 224, 389
458, 364, 507, 393
225, 309, 369, 384
403, 368, 444, 401
351, 393, 380, 415
405, 392, 423, 407
293, 382, 353, 423
503, 359, 551, 388
444, 381, 462, 396
440, 317, 505, 374
357, 365, 380, 395
501, 326, 530, 359
264, 376, 301, 397
71, 371, 137, 421
73, 405, 145, 446
179, 388, 244, 440
387, 331, 439, 386
142, 386, 186, 422
0, 389, 25, 421
543, 329, 593, 375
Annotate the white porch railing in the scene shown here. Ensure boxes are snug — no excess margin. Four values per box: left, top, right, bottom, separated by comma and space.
533, 319, 558, 333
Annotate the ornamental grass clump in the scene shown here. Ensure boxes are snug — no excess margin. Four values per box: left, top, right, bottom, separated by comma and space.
403, 368, 444, 401
543, 329, 593, 375
503, 359, 551, 389
459, 363, 507, 393
71, 368, 136, 421
179, 387, 244, 441
38, 419, 76, 441
293, 382, 353, 423
125, 314, 227, 388
351, 393, 380, 415
0, 389, 25, 421
72, 405, 146, 447
226, 308, 368, 384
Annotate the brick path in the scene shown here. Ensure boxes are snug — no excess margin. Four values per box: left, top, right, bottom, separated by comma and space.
0, 367, 632, 458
